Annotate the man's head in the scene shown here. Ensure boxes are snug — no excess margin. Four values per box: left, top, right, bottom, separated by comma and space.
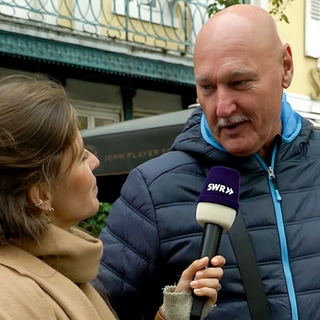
194, 4, 293, 159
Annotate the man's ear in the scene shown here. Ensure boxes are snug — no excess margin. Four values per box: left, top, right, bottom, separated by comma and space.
282, 43, 294, 89
27, 183, 52, 211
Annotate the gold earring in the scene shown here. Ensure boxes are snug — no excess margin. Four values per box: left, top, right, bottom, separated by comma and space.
49, 207, 55, 213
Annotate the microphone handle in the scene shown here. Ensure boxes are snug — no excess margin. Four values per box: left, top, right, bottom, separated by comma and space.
190, 223, 223, 320
199, 223, 223, 263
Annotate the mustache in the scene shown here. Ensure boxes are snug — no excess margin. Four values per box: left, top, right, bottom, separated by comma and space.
215, 115, 252, 131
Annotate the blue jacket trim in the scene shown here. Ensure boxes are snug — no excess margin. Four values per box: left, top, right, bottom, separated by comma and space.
255, 146, 299, 320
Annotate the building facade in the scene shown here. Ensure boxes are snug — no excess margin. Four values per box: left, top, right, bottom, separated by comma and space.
0, 0, 206, 128
276, 0, 320, 127
0, 0, 319, 128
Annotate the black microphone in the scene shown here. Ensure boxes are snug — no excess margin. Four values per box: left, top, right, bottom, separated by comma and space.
190, 166, 240, 320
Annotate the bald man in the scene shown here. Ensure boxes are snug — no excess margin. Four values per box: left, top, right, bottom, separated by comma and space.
97, 4, 320, 320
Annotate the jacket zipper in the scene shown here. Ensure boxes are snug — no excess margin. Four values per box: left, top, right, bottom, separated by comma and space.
255, 146, 299, 320
267, 166, 282, 201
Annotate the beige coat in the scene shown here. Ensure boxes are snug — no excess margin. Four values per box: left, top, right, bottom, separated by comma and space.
0, 225, 117, 319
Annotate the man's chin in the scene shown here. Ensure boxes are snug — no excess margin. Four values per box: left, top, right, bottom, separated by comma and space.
222, 143, 255, 158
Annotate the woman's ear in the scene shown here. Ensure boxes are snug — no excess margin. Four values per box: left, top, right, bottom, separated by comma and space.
27, 183, 52, 211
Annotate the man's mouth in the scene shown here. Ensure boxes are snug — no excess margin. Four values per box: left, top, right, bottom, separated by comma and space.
216, 116, 252, 131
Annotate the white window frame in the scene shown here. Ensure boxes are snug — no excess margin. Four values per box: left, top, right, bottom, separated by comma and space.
305, 0, 320, 58
249, 0, 268, 10
112, 0, 179, 28
73, 100, 123, 129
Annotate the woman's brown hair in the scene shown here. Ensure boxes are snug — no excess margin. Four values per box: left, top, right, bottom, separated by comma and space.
0, 74, 80, 244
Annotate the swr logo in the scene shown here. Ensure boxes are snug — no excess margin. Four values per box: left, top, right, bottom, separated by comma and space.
207, 183, 234, 195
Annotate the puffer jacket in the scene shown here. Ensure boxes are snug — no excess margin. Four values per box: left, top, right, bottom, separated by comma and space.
97, 97, 320, 320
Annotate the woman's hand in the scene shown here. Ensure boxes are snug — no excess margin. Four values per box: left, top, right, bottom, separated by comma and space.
174, 255, 225, 304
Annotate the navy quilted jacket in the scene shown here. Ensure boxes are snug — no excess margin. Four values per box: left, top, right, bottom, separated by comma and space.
97, 102, 320, 320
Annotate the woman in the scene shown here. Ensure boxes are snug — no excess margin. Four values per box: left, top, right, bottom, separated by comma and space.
0, 74, 224, 319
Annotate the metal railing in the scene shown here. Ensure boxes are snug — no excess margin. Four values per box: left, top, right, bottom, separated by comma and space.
0, 0, 210, 55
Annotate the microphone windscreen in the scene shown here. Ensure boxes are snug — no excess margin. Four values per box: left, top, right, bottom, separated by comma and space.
197, 166, 240, 211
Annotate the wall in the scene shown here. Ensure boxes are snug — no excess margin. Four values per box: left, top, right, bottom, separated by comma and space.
275, 0, 320, 114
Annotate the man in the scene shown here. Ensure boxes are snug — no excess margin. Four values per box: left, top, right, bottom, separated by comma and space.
97, 4, 320, 319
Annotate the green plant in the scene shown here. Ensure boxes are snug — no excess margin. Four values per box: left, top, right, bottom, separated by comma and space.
208, 0, 245, 17
269, 0, 295, 23
207, 0, 294, 23
78, 202, 113, 237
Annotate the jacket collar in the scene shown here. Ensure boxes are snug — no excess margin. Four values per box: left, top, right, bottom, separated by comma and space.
8, 225, 102, 283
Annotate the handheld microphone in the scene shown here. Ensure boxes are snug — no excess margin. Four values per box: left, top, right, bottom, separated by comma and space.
190, 166, 240, 320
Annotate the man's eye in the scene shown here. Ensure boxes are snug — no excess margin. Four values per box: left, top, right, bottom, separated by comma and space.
202, 85, 212, 91
233, 80, 248, 87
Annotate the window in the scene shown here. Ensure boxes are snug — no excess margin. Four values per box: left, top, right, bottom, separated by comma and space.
73, 0, 102, 33
0, 0, 58, 24
140, 0, 157, 8
78, 113, 120, 130
305, 0, 320, 58
74, 100, 122, 130
94, 117, 116, 127
249, 0, 268, 9
112, 0, 178, 28
78, 115, 89, 130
